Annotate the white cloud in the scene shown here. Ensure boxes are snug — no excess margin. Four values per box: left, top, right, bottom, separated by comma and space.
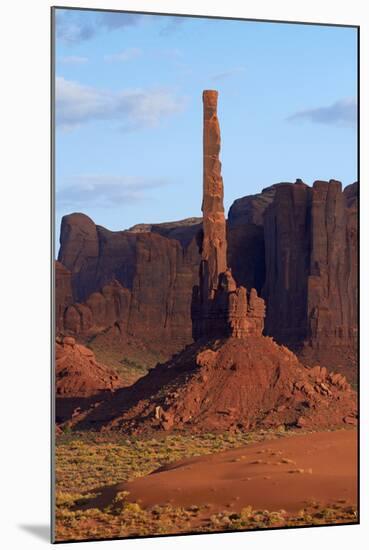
55, 10, 95, 43
104, 48, 142, 63
57, 175, 171, 207
55, 76, 186, 131
55, 9, 147, 44
59, 55, 88, 65
287, 98, 357, 127
55, 10, 187, 45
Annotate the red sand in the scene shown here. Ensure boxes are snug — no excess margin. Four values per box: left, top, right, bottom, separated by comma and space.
119, 430, 357, 514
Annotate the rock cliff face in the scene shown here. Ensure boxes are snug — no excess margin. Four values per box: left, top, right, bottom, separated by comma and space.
262, 179, 358, 357
263, 180, 312, 344
55, 261, 74, 332
62, 280, 131, 336
307, 180, 358, 350
227, 184, 278, 294
58, 213, 137, 302
56, 216, 201, 345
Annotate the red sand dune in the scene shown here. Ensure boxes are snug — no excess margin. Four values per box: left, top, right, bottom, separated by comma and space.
119, 430, 357, 514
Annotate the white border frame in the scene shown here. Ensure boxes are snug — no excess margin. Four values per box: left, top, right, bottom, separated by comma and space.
1, 1, 367, 549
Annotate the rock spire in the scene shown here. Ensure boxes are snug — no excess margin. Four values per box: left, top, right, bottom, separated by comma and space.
193, 90, 265, 339
201, 90, 228, 294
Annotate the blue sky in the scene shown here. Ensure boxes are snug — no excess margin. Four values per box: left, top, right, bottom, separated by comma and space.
55, 8, 358, 246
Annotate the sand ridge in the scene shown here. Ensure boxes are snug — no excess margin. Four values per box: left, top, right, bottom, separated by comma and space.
118, 430, 357, 514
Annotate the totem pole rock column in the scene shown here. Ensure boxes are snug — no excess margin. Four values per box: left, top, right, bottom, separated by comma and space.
192, 90, 265, 340
201, 90, 228, 298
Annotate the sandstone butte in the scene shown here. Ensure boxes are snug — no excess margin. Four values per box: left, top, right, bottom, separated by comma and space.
55, 187, 357, 377
56, 91, 357, 434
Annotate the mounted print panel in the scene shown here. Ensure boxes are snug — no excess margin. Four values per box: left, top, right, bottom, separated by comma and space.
52, 7, 358, 543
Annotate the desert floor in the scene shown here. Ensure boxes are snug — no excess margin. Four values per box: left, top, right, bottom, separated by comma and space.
55, 428, 357, 542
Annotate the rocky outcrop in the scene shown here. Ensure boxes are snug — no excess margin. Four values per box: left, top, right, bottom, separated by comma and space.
192, 90, 265, 340
62, 280, 131, 336
55, 336, 125, 424
55, 336, 123, 398
72, 337, 357, 434
262, 179, 358, 356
